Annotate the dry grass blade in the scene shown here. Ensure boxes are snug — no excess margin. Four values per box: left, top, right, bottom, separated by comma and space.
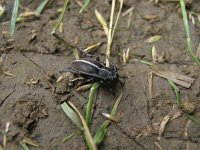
123, 47, 131, 64
196, 43, 200, 59
76, 83, 92, 92
83, 42, 102, 53
111, 0, 124, 41
158, 115, 170, 140
106, 0, 123, 67
150, 66, 194, 88
4, 71, 16, 78
16, 11, 36, 22
122, 7, 134, 17
102, 113, 119, 123
95, 9, 109, 37
148, 72, 153, 98
154, 142, 163, 150
59, 21, 64, 33
146, 35, 162, 43
2, 122, 10, 147
22, 137, 40, 147
122, 7, 134, 29
68, 101, 97, 150
152, 45, 157, 63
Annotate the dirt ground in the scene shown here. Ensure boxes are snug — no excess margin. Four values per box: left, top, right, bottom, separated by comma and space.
0, 0, 200, 150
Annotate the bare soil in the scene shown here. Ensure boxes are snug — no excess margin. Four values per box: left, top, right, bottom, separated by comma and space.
0, 0, 200, 150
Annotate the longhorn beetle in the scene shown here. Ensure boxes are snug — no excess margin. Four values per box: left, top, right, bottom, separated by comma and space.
64, 50, 123, 89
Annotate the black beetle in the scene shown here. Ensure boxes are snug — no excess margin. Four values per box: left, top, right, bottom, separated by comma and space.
65, 57, 123, 89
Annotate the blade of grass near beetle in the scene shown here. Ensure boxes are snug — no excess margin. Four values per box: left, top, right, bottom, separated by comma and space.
10, 0, 19, 35
95, 9, 109, 37
68, 101, 97, 150
179, 0, 200, 67
85, 82, 100, 126
51, 0, 68, 34
61, 131, 80, 143
61, 102, 82, 129
111, 0, 123, 41
51, 0, 79, 59
35, 0, 50, 16
79, 0, 91, 13
185, 114, 200, 127
94, 94, 123, 145
19, 141, 29, 150
168, 80, 181, 107
106, 0, 116, 67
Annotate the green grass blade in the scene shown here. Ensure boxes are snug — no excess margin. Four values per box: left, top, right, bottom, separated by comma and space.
51, 0, 78, 58
85, 82, 100, 126
94, 93, 123, 145
51, 0, 69, 34
130, 59, 153, 66
79, 0, 91, 13
179, 0, 200, 67
61, 102, 83, 129
168, 80, 181, 107
111, 93, 123, 115
94, 120, 109, 145
61, 132, 79, 143
19, 141, 29, 150
185, 114, 200, 127
10, 0, 19, 35
0, 130, 4, 136
35, 0, 49, 16
67, 101, 97, 150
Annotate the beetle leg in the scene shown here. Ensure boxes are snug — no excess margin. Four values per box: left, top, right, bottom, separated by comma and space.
59, 67, 78, 74
118, 78, 124, 87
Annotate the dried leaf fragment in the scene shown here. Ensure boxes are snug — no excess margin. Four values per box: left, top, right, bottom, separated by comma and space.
76, 83, 92, 92
22, 137, 40, 147
143, 14, 158, 20
123, 47, 131, 64
158, 115, 170, 140
95, 9, 108, 37
83, 42, 101, 53
150, 66, 194, 88
102, 113, 119, 123
146, 35, 162, 43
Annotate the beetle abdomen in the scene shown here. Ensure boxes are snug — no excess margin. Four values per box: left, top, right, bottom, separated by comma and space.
72, 59, 99, 74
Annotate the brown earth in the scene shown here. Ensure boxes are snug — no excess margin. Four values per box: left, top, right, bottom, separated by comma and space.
0, 0, 200, 150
